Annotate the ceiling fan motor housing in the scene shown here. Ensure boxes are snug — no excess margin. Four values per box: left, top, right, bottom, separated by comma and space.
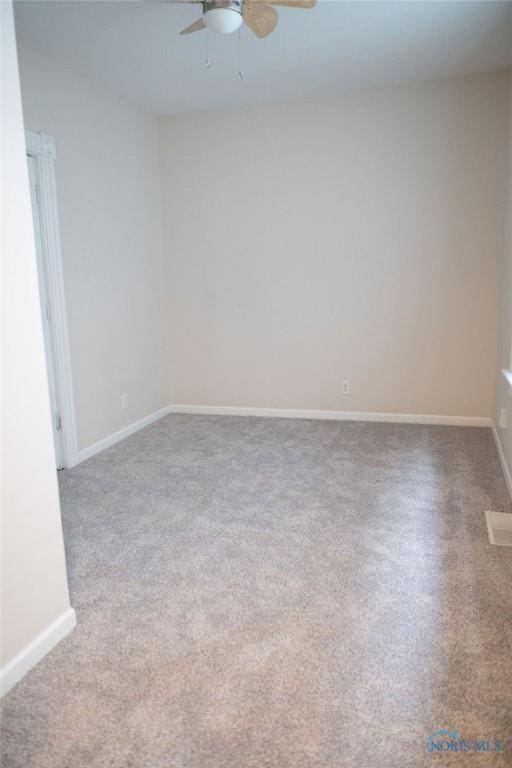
203, 0, 243, 34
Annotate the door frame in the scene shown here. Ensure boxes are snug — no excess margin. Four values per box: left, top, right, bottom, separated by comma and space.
26, 130, 78, 468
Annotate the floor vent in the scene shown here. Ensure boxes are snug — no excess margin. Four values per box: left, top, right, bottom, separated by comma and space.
485, 511, 512, 547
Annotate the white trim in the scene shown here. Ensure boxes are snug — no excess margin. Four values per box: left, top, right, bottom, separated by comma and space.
502, 369, 512, 392
25, 129, 56, 160
75, 404, 492, 466
485, 510, 496, 545
0, 608, 76, 698
76, 405, 173, 464
168, 404, 491, 427
485, 510, 512, 546
25, 130, 78, 468
490, 420, 512, 500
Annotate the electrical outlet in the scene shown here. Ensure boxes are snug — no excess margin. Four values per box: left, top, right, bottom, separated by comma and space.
121, 393, 129, 410
342, 380, 351, 395
499, 407, 508, 429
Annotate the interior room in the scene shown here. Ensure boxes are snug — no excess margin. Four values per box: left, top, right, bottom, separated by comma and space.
1, 1, 512, 765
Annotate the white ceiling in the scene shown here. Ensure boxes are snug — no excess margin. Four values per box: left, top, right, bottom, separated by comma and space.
14, 0, 512, 115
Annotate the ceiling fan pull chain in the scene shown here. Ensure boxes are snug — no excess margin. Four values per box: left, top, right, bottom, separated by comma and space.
237, 27, 244, 80
205, 30, 212, 69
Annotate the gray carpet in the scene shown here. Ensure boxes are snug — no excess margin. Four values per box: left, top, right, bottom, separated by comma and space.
1, 415, 512, 767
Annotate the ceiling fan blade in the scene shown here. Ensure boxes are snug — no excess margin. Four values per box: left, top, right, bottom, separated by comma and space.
265, 0, 316, 6
243, 3, 278, 37
179, 16, 206, 34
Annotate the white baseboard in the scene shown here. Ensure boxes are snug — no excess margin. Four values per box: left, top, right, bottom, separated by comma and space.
76, 405, 173, 464
491, 420, 512, 500
0, 607, 76, 698
168, 404, 491, 428
74, 403, 491, 466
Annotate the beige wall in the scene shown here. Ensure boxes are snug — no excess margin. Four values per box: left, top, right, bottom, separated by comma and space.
493, 72, 512, 478
160, 72, 509, 417
13, 46, 512, 439
1, 2, 71, 668
17, 44, 169, 451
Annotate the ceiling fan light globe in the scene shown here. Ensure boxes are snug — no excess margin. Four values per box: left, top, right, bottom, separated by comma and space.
204, 7, 243, 34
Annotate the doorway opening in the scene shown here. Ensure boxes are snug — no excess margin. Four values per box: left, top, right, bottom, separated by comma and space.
26, 131, 77, 469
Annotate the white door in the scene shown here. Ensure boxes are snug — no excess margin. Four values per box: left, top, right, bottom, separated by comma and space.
27, 153, 64, 468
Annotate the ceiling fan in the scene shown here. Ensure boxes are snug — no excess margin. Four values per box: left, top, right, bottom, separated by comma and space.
167, 0, 316, 39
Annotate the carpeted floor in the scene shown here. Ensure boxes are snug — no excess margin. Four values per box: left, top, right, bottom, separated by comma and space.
1, 415, 512, 767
